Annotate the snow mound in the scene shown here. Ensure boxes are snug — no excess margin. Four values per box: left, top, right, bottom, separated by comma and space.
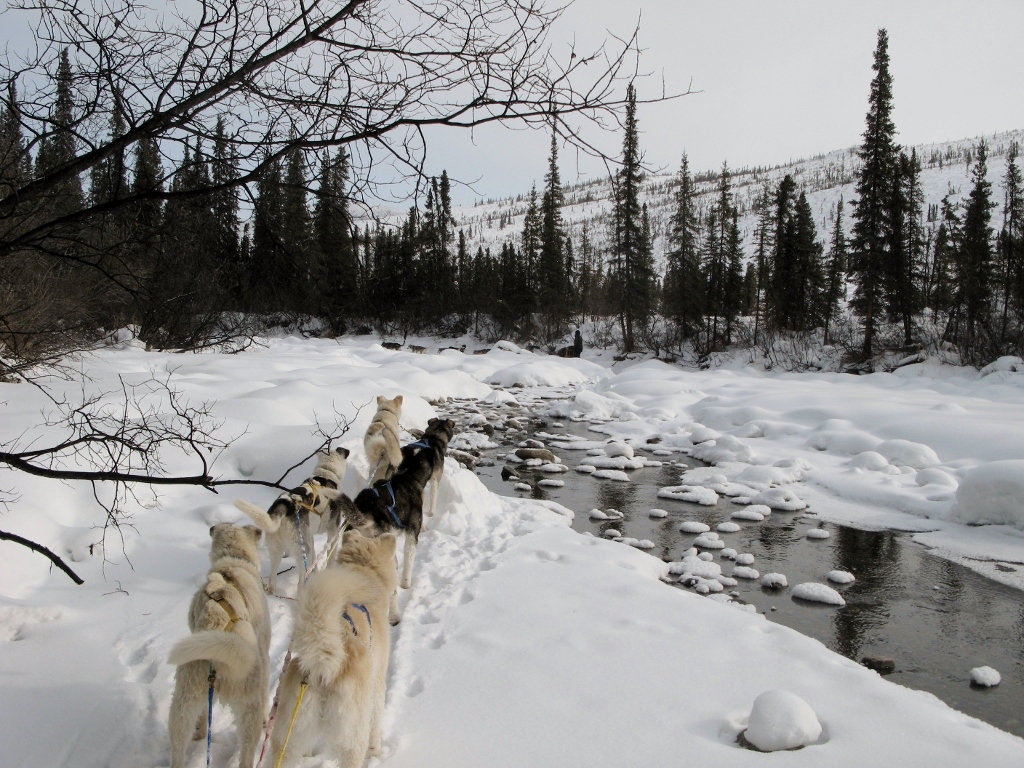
693, 533, 725, 550
806, 528, 831, 540
731, 507, 765, 522
876, 439, 940, 469
915, 468, 958, 488
716, 522, 741, 533
588, 508, 623, 520
948, 461, 1024, 530
762, 572, 788, 589
648, 508, 668, 518
585, 455, 644, 470
537, 479, 565, 488
481, 389, 519, 406
538, 463, 569, 473
744, 689, 822, 752
576, 464, 596, 474
622, 537, 655, 550
827, 570, 856, 584
720, 548, 737, 560
792, 583, 846, 606
513, 482, 532, 491
604, 441, 634, 458
658, 485, 720, 506
735, 553, 755, 566
690, 435, 754, 464
980, 356, 1024, 375
733, 566, 760, 580
602, 528, 622, 538
667, 555, 722, 579
688, 425, 720, 443
591, 469, 631, 482
850, 451, 892, 471
970, 666, 1002, 687
750, 488, 807, 511
678, 521, 710, 533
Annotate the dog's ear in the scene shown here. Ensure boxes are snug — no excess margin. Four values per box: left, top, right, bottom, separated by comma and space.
343, 528, 365, 546
393, 395, 403, 406
376, 395, 385, 405
243, 525, 263, 542
335, 446, 350, 458
427, 417, 438, 428
209, 525, 217, 537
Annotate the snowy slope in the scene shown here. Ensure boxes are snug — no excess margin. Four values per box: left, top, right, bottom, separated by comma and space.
452, 128, 1024, 270
3, 337, 1024, 766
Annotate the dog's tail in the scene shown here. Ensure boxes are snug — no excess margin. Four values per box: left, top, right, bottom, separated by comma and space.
233, 499, 284, 533
168, 626, 258, 679
290, 568, 376, 686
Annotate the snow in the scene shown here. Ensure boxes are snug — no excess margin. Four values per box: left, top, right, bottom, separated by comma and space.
590, 469, 631, 482
658, 485, 720, 505
792, 583, 847, 606
948, 461, 1024, 530
733, 566, 761, 580
806, 528, 831, 540
717, 522, 742, 533
735, 553, 756, 566
679, 524, 712, 536
648, 508, 669, 518
4, 336, 1024, 767
762, 573, 789, 589
744, 689, 822, 752
971, 666, 1002, 687
828, 570, 856, 584
731, 507, 766, 521
751, 488, 808, 511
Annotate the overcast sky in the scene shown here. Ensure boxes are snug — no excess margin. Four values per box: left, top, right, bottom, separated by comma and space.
430, 0, 1024, 205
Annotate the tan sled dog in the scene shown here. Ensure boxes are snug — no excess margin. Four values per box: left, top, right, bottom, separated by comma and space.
269, 530, 398, 768
364, 395, 403, 485
167, 523, 270, 768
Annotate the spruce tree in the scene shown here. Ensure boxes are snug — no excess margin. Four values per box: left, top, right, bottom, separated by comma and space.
314, 148, 356, 327
538, 131, 567, 339
849, 28, 900, 361
767, 174, 797, 331
751, 181, 774, 345
211, 117, 241, 304
886, 149, 923, 346
664, 154, 703, 341
250, 151, 286, 311
281, 139, 313, 310
999, 141, 1023, 345
35, 48, 84, 217
951, 141, 996, 362
0, 84, 30, 197
609, 83, 648, 352
822, 198, 848, 344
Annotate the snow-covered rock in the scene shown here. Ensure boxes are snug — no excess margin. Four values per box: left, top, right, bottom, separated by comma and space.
733, 566, 760, 580
827, 570, 855, 584
761, 572, 788, 589
876, 439, 940, 469
658, 485, 720, 505
716, 522, 741, 533
648, 508, 669, 518
750, 488, 807, 511
735, 553, 755, 566
970, 666, 1001, 687
591, 469, 631, 482
792, 583, 846, 606
806, 528, 831, 540
744, 689, 822, 752
731, 507, 766, 522
678, 521, 711, 533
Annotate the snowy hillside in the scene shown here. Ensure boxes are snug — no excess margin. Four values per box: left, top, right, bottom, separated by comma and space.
452, 128, 1024, 269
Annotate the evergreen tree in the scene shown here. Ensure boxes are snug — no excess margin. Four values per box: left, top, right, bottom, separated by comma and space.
538, 131, 567, 339
886, 149, 923, 346
609, 83, 650, 352
950, 141, 996, 362
520, 184, 542, 321
281, 139, 313, 309
999, 141, 1023, 345
751, 181, 774, 345
767, 174, 797, 330
849, 28, 900, 361
35, 48, 84, 216
250, 151, 286, 311
822, 198, 847, 344
211, 117, 241, 305
664, 154, 703, 341
314, 148, 356, 326
0, 84, 30, 196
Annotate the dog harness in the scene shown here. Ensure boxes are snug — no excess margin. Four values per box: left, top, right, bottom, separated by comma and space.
213, 595, 242, 632
342, 603, 372, 636
372, 480, 404, 529
405, 437, 433, 450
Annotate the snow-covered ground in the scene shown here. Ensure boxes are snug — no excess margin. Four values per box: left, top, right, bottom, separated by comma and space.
2, 335, 1024, 766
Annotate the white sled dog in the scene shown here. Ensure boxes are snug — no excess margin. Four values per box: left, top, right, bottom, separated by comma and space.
269, 530, 399, 768
167, 523, 270, 768
233, 446, 350, 594
363, 394, 403, 485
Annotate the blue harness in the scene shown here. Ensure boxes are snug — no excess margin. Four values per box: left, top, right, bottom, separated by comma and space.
406, 438, 432, 450
372, 481, 404, 529
342, 603, 372, 636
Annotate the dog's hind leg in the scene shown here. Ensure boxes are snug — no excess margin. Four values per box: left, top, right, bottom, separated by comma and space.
400, 531, 418, 590
232, 696, 264, 768
427, 471, 442, 518
168, 662, 207, 768
368, 650, 388, 757
267, 539, 285, 595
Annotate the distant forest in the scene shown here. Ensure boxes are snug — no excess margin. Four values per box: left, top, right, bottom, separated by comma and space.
2, 29, 1022, 371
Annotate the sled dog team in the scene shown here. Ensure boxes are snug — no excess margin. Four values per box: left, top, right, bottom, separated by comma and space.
167, 395, 456, 768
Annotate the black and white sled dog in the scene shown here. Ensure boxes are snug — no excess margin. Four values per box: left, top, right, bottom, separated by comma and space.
342, 418, 455, 618
233, 446, 350, 595
269, 530, 398, 768
167, 523, 270, 768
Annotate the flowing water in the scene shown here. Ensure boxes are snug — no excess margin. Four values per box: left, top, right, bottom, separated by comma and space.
448, 404, 1024, 739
